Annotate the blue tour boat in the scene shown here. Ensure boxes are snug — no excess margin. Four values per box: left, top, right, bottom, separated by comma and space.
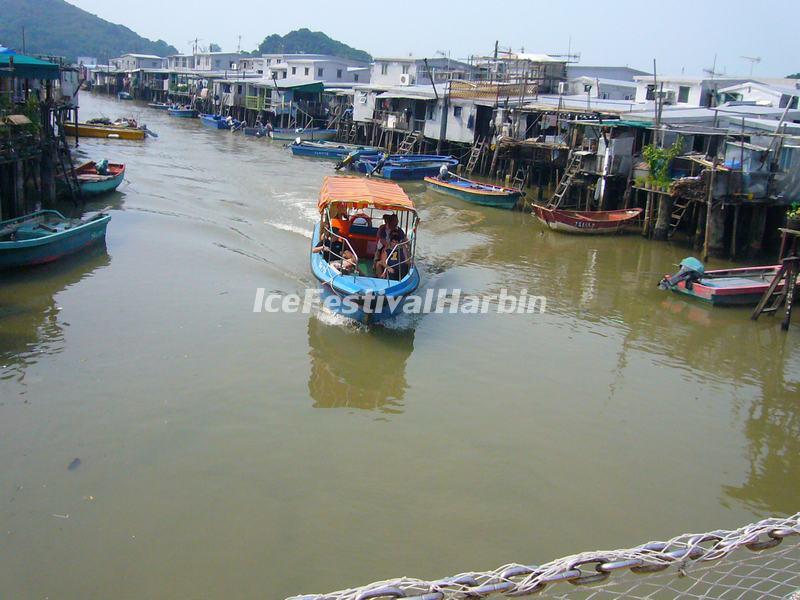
310, 176, 420, 325
424, 174, 522, 209
354, 154, 459, 180
290, 141, 382, 160
167, 106, 198, 118
0, 210, 111, 269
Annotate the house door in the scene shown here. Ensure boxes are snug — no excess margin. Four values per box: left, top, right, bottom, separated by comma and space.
475, 105, 493, 139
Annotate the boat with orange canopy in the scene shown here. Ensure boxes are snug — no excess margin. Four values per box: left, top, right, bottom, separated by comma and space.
311, 176, 420, 324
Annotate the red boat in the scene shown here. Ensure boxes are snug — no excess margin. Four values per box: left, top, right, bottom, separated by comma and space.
532, 205, 643, 234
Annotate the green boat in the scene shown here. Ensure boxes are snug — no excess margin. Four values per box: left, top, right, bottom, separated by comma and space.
0, 209, 111, 269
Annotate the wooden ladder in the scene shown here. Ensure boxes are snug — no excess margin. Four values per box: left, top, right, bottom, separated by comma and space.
56, 114, 81, 202
465, 137, 486, 175
512, 166, 528, 191
751, 256, 800, 330
396, 130, 420, 155
547, 152, 580, 209
346, 122, 358, 143
668, 199, 692, 237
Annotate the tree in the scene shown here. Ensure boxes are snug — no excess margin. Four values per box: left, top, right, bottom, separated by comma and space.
209, 43, 222, 52
788, 73, 800, 79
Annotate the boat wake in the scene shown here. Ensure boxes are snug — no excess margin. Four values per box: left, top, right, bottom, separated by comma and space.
264, 221, 313, 238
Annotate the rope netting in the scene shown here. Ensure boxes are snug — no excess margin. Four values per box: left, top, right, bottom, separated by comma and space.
288, 513, 800, 600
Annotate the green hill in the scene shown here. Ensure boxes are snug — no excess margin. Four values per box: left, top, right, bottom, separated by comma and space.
0, 0, 177, 61
255, 29, 371, 63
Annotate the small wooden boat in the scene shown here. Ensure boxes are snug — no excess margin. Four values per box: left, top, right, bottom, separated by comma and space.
167, 107, 198, 118
270, 127, 337, 142
148, 102, 171, 110
62, 121, 146, 140
200, 114, 236, 129
0, 210, 111, 269
310, 177, 421, 324
290, 141, 382, 160
659, 257, 791, 306
532, 205, 643, 234
66, 161, 125, 196
424, 175, 522, 209
354, 155, 460, 180
117, 91, 133, 100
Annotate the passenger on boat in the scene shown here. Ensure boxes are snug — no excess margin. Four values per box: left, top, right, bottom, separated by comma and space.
438, 164, 451, 181
374, 214, 405, 269
376, 229, 408, 279
313, 227, 357, 273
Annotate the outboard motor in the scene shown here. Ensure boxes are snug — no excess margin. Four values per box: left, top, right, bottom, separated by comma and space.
659, 257, 705, 290
335, 149, 362, 171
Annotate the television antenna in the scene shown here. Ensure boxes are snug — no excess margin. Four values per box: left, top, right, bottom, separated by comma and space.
188, 38, 203, 54
740, 56, 761, 77
703, 54, 724, 79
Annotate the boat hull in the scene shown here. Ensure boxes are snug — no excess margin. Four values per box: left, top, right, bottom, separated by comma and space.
290, 142, 381, 160
148, 103, 170, 110
356, 156, 460, 181
62, 122, 145, 140
664, 265, 785, 306
533, 205, 642, 234
271, 128, 337, 141
424, 177, 521, 209
0, 212, 111, 269
199, 115, 230, 129
310, 222, 420, 324
167, 108, 198, 118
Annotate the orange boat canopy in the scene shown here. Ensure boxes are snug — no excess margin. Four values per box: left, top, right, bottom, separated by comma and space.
318, 176, 416, 213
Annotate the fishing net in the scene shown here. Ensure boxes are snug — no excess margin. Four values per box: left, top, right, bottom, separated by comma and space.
287, 513, 800, 600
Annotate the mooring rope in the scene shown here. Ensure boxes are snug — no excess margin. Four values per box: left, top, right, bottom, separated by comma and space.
287, 513, 800, 600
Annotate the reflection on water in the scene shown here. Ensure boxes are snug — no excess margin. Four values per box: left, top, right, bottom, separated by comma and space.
307, 314, 414, 413
0, 244, 111, 385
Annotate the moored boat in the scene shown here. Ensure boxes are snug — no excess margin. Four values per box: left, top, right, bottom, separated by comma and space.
167, 106, 198, 118
63, 160, 125, 196
200, 114, 237, 129
310, 176, 421, 324
117, 91, 133, 100
148, 102, 171, 110
62, 119, 147, 140
659, 257, 791, 306
424, 174, 522, 209
354, 154, 460, 180
0, 210, 111, 269
270, 127, 337, 142
532, 205, 643, 234
290, 140, 382, 160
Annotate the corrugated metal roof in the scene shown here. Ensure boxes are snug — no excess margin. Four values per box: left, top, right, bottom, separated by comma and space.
318, 176, 415, 212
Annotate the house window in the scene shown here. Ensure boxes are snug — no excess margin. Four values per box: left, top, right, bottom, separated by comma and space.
381, 63, 388, 75
646, 84, 656, 100
266, 59, 271, 65
304, 67, 309, 76
678, 86, 690, 103
292, 66, 296, 75
337, 69, 342, 79
237, 85, 242, 94
402, 64, 409, 74
426, 103, 435, 119
282, 71, 287, 79
453, 106, 463, 118
317, 68, 324, 77
354, 74, 359, 82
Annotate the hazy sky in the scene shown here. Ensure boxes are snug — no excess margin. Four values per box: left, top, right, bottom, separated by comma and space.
69, 0, 798, 77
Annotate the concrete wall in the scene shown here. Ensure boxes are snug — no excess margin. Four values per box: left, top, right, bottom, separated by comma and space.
353, 88, 378, 122
371, 61, 423, 87
423, 98, 476, 144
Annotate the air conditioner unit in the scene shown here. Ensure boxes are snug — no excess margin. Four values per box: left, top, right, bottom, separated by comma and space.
398, 74, 411, 86
663, 90, 677, 105
558, 81, 568, 95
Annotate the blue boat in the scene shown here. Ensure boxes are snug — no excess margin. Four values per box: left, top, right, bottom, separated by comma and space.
200, 114, 234, 129
290, 141, 382, 160
148, 102, 170, 110
0, 210, 111, 270
354, 154, 460, 180
310, 177, 421, 325
167, 107, 198, 118
424, 174, 522, 209
66, 160, 125, 196
271, 127, 337, 142
117, 91, 133, 100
